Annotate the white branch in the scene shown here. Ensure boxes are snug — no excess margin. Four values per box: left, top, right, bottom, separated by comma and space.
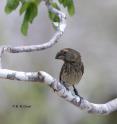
2, 1, 66, 53
0, 69, 117, 115
3, 31, 61, 53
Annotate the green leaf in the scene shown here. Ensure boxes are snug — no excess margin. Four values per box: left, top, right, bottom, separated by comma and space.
58, 0, 67, 7
48, 2, 60, 22
49, 11, 60, 22
21, 18, 29, 35
20, 2, 30, 15
51, 2, 60, 10
5, 0, 20, 14
67, 0, 75, 16
58, 0, 63, 3
62, 0, 68, 7
33, 0, 41, 4
28, 3, 38, 23
21, 2, 38, 35
21, 7, 30, 35
58, 0, 75, 16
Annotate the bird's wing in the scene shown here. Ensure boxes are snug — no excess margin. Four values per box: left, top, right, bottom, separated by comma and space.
59, 63, 66, 82
59, 65, 63, 82
81, 62, 84, 75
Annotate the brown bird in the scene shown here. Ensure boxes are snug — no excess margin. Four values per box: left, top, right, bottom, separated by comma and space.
55, 48, 84, 96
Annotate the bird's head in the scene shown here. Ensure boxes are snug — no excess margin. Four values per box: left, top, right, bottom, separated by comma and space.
55, 48, 81, 63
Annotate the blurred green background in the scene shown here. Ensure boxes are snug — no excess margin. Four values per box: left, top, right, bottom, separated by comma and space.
0, 0, 117, 124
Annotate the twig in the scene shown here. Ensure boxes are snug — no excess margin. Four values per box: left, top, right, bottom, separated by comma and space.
3, 31, 61, 53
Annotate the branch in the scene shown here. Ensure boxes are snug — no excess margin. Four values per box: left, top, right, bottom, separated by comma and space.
2, 1, 66, 53
0, 0, 66, 67
0, 69, 117, 115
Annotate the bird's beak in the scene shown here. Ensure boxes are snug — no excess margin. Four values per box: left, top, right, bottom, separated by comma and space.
55, 52, 64, 60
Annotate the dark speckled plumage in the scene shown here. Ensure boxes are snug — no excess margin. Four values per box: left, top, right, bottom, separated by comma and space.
55, 48, 84, 96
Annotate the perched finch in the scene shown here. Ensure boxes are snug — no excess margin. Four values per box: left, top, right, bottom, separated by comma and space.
55, 48, 84, 96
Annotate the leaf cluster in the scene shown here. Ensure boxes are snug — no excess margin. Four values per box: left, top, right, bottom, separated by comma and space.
5, 0, 75, 35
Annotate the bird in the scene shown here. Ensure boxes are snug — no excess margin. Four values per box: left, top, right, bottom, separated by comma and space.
55, 48, 84, 97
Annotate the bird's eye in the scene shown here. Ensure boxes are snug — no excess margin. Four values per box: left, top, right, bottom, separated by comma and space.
63, 51, 66, 55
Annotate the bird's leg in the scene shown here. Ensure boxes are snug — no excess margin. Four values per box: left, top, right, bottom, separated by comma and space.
73, 86, 78, 96
73, 85, 83, 104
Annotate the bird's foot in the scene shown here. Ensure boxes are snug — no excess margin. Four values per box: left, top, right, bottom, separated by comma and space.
73, 86, 83, 104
